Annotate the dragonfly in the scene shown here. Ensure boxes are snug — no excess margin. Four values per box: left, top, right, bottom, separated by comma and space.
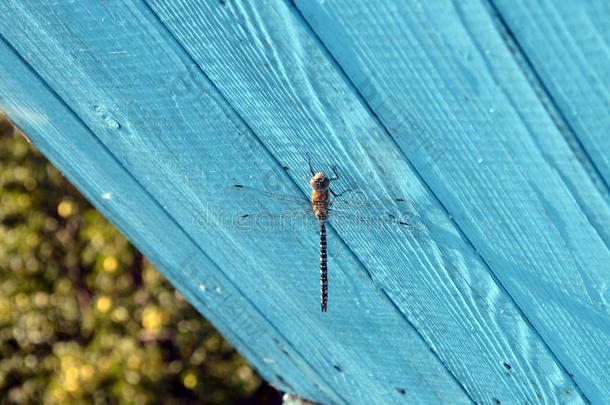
226, 156, 415, 312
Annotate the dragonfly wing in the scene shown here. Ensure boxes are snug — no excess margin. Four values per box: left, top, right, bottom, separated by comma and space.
225, 184, 311, 209
328, 196, 416, 232
228, 208, 318, 234
329, 209, 415, 231
331, 197, 409, 209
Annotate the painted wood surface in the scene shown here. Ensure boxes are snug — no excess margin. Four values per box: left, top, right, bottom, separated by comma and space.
492, 0, 610, 187
0, 1, 607, 404
292, 1, 609, 403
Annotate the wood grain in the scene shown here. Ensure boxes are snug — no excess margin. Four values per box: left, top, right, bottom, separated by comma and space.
293, 1, 609, 403
0, 0, 606, 403
493, 0, 610, 187
0, 1, 471, 403
0, 34, 339, 404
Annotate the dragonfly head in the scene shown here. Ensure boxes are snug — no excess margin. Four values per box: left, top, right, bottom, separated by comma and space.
310, 172, 331, 191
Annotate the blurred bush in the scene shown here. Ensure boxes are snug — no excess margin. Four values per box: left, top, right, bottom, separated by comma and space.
0, 112, 280, 405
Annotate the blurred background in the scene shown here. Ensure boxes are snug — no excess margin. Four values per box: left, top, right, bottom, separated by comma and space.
0, 111, 282, 404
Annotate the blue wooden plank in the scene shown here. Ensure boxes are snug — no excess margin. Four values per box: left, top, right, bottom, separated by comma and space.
492, 0, 610, 188
0, 2, 473, 404
0, 0, 604, 403
291, 0, 609, 403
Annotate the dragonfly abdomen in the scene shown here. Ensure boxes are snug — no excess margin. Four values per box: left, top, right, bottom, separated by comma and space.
320, 221, 328, 312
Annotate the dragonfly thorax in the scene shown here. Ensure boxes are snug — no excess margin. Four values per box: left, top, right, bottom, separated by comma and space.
312, 200, 330, 222
309, 172, 331, 221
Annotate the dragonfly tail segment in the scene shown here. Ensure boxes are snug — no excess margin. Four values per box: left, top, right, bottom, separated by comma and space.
320, 221, 328, 312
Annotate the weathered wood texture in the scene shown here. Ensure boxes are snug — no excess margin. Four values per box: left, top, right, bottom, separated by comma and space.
293, 1, 609, 403
0, 1, 607, 404
492, 0, 610, 187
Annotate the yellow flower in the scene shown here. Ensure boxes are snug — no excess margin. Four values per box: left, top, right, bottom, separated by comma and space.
103, 256, 118, 273
57, 200, 74, 217
183, 372, 197, 389
142, 307, 162, 331
96, 296, 112, 313
80, 364, 94, 380
111, 307, 129, 323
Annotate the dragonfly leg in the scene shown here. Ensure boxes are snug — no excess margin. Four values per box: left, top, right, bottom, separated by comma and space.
330, 187, 355, 199
306, 152, 315, 176
329, 165, 339, 181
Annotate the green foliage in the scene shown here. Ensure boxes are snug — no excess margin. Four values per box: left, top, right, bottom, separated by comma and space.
0, 113, 278, 404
